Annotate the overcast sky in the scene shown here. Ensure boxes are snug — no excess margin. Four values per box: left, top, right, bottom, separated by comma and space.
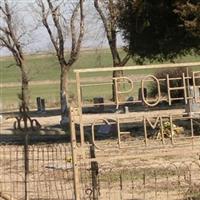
0, 0, 123, 56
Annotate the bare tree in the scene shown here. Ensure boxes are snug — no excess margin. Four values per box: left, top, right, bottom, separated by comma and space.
94, 0, 130, 99
0, 0, 30, 110
36, 0, 84, 124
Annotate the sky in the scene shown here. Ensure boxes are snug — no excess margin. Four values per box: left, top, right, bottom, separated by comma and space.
0, 0, 123, 56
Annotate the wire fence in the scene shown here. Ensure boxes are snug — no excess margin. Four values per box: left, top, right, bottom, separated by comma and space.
0, 137, 200, 200
0, 139, 74, 200
78, 159, 200, 200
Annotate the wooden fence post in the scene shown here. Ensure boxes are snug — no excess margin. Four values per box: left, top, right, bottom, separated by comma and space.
70, 106, 81, 200
24, 133, 29, 200
90, 144, 99, 200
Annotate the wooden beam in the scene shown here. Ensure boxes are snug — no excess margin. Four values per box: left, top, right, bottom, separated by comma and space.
74, 62, 200, 73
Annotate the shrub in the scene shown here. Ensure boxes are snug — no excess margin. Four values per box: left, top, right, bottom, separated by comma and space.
149, 67, 200, 101
184, 185, 200, 200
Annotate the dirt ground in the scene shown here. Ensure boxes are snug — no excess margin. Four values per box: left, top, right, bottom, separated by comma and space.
0, 109, 65, 135
1, 108, 200, 200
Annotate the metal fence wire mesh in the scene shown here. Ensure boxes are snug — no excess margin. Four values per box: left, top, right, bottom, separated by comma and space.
78, 159, 200, 200
0, 141, 74, 200
1, 138, 200, 200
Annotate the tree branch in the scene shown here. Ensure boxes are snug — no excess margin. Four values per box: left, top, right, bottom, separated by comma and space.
70, 2, 79, 60
75, 0, 84, 55
0, 27, 10, 35
37, 0, 59, 54
120, 53, 130, 66
3, 0, 24, 60
0, 35, 21, 66
68, 0, 84, 66
37, 0, 85, 69
47, 0, 65, 63
94, 0, 128, 66
94, 0, 112, 41
0, 4, 7, 15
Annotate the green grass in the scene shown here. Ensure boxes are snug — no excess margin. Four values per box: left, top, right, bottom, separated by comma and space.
1, 49, 200, 83
1, 84, 60, 110
1, 49, 200, 110
0, 49, 115, 83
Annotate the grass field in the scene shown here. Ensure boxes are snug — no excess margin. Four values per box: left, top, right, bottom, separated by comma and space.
1, 49, 200, 111
0, 49, 115, 83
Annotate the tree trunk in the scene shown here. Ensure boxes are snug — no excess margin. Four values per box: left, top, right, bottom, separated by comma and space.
20, 63, 30, 110
60, 66, 69, 126
110, 46, 123, 102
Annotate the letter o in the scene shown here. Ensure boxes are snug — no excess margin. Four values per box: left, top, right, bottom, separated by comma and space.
141, 75, 161, 107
